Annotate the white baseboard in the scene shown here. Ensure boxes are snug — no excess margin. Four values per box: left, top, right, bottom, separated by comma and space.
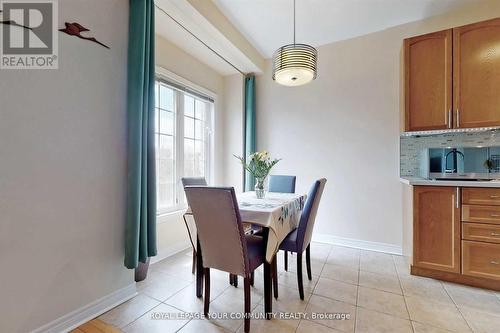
313, 233, 403, 255
150, 241, 191, 265
32, 283, 137, 333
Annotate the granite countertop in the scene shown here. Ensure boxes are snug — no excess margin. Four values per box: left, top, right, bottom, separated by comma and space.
400, 177, 500, 188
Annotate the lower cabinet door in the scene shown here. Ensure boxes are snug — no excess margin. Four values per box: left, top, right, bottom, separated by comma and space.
413, 186, 461, 273
462, 240, 500, 281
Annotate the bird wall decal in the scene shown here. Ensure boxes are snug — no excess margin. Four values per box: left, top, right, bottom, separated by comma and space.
59, 22, 110, 49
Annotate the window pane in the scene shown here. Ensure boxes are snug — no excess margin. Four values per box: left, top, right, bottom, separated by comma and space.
184, 116, 195, 139
195, 159, 205, 177
195, 100, 205, 120
158, 183, 174, 209
195, 140, 205, 177
154, 108, 159, 133
154, 79, 214, 214
159, 134, 174, 159
184, 160, 194, 177
195, 119, 203, 139
157, 130, 175, 211
160, 110, 174, 135
160, 85, 174, 110
158, 159, 174, 184
195, 139, 205, 160
184, 95, 195, 117
155, 83, 159, 109
184, 139, 194, 177
184, 138, 194, 160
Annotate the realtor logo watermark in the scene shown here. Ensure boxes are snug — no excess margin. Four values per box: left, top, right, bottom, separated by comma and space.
0, 0, 58, 69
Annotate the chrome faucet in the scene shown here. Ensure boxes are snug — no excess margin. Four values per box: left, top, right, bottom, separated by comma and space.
445, 149, 465, 173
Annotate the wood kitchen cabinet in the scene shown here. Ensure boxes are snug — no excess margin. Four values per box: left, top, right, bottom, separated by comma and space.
462, 240, 500, 281
454, 18, 500, 128
461, 188, 500, 282
404, 30, 452, 131
404, 17, 500, 131
412, 186, 500, 290
413, 186, 461, 273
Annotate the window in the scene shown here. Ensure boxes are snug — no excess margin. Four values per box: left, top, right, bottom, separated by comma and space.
154, 78, 213, 214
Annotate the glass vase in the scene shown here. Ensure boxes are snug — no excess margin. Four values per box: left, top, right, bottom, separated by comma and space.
255, 177, 266, 199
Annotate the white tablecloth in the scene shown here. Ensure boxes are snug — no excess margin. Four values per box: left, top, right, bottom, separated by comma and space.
238, 192, 306, 262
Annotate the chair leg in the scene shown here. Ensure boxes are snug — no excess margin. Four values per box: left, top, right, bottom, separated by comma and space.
192, 249, 196, 275
263, 261, 272, 320
306, 244, 312, 281
196, 239, 203, 298
297, 252, 304, 300
229, 274, 239, 287
284, 251, 288, 271
244, 277, 251, 333
272, 257, 278, 299
204, 268, 210, 316
250, 271, 254, 286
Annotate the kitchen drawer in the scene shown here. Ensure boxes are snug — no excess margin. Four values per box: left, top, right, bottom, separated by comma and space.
462, 188, 500, 206
462, 223, 500, 244
462, 240, 500, 280
462, 205, 500, 225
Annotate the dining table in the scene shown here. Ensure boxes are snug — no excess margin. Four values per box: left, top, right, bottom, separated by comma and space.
184, 190, 307, 318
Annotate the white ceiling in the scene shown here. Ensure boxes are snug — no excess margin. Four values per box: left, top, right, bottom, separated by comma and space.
212, 0, 480, 58
155, 0, 264, 76
155, 5, 236, 75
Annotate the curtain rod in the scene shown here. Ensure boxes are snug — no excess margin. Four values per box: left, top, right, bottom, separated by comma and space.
154, 3, 246, 76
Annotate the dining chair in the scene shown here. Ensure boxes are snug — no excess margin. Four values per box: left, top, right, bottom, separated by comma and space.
268, 175, 297, 193
181, 177, 207, 275
279, 178, 327, 299
184, 186, 268, 333
181, 177, 240, 286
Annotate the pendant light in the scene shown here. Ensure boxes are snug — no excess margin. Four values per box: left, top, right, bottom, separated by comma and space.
272, 0, 317, 86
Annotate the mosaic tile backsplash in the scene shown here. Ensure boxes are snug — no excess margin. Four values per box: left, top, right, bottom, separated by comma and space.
400, 129, 500, 177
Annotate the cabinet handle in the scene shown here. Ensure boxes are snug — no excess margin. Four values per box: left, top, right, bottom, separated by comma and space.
491, 261, 499, 265
491, 214, 500, 217
491, 232, 500, 237
456, 108, 460, 127
448, 109, 452, 129
491, 195, 499, 198
456, 187, 460, 208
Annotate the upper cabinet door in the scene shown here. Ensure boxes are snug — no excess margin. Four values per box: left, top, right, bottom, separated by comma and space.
454, 18, 500, 128
405, 29, 452, 131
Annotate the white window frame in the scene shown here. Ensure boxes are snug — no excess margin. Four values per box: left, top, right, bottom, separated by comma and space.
155, 66, 216, 216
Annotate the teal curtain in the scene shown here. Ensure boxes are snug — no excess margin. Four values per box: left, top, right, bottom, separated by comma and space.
244, 76, 256, 191
124, 0, 157, 269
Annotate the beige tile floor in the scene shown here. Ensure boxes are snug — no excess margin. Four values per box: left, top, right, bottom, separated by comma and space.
99, 242, 500, 333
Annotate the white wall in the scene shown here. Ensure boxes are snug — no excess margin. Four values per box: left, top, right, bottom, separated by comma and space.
154, 35, 233, 261
256, 50, 403, 251
0, 1, 132, 332
255, 0, 500, 251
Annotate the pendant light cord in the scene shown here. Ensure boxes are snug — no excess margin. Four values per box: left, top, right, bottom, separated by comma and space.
293, 0, 296, 45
